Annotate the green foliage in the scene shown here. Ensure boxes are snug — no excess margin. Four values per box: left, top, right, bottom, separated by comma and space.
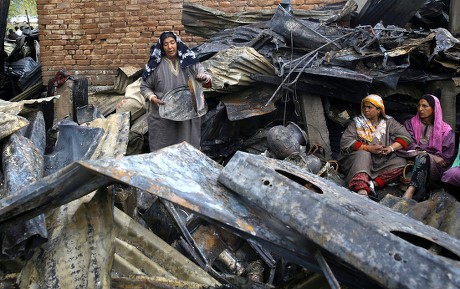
6, 0, 37, 30
8, 0, 37, 18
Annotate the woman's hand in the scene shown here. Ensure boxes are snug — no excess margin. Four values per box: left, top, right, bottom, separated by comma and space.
381, 142, 402, 155
367, 144, 384, 154
381, 146, 393, 155
148, 94, 165, 106
196, 73, 212, 88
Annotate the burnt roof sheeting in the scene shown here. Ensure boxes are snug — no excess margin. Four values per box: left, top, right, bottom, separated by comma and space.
18, 186, 115, 288
14, 113, 133, 288
203, 46, 277, 93
89, 92, 124, 117
1, 133, 47, 260
44, 120, 104, 176
5, 57, 38, 79
412, 0, 450, 29
17, 63, 42, 91
0, 143, 321, 280
380, 192, 460, 240
19, 111, 46, 154
0, 100, 23, 114
78, 143, 313, 255
182, 1, 355, 39
352, 0, 427, 27
0, 113, 130, 229
218, 151, 460, 289
220, 85, 277, 121
269, 4, 344, 51
0, 112, 29, 141
193, 3, 458, 104
113, 208, 220, 286
1, 142, 460, 287
84, 112, 130, 160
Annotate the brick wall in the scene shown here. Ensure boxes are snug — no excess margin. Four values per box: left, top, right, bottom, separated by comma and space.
37, 0, 344, 86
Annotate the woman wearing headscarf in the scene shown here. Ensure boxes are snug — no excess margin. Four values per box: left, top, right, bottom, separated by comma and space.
339, 94, 411, 197
140, 31, 212, 152
402, 94, 455, 201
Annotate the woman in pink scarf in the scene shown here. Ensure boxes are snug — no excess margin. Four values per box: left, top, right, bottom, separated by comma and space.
402, 94, 455, 201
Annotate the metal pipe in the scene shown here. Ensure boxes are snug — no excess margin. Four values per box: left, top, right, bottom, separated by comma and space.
315, 250, 341, 289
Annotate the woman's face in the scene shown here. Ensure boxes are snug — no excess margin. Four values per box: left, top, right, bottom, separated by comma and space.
417, 99, 434, 121
362, 101, 380, 122
162, 36, 178, 59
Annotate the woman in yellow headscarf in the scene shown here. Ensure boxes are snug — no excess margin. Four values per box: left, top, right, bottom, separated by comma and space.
339, 94, 412, 198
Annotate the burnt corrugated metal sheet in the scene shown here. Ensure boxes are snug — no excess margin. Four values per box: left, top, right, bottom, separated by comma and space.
203, 46, 277, 93
182, 1, 355, 39
380, 192, 460, 240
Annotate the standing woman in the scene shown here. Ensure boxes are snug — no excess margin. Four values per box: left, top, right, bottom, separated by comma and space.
140, 31, 212, 152
402, 94, 455, 201
339, 94, 411, 197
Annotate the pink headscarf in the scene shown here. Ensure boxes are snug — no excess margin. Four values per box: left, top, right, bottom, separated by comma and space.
410, 94, 452, 153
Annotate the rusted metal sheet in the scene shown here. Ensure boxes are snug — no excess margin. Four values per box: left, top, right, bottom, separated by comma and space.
218, 151, 460, 289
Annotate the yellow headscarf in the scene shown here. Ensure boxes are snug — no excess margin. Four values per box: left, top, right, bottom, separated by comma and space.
361, 94, 386, 118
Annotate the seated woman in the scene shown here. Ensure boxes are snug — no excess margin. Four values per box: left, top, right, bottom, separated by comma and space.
402, 94, 455, 201
339, 94, 411, 197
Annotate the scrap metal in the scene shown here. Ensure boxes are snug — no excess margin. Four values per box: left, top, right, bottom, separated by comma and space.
353, 0, 427, 27
203, 46, 277, 94
182, 1, 355, 39
218, 150, 460, 289
0, 112, 28, 141
1, 132, 47, 260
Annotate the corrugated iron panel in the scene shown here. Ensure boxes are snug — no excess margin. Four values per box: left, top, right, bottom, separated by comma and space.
204, 47, 277, 93
380, 192, 460, 240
